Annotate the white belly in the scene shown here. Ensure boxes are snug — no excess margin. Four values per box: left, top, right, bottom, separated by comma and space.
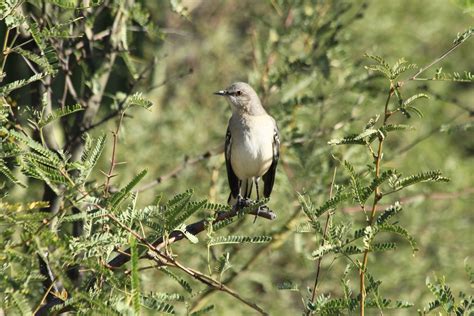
230, 115, 274, 180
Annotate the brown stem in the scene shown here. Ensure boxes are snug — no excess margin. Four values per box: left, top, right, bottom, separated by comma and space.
359, 88, 392, 315
103, 111, 126, 196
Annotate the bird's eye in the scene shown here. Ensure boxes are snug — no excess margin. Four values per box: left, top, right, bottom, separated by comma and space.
236, 90, 242, 96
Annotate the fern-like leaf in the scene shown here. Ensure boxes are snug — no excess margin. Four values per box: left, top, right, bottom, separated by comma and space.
38, 104, 83, 128
392, 170, 449, 190
378, 223, 418, 253
160, 268, 192, 293
130, 236, 141, 315
190, 305, 215, 316
359, 169, 394, 203
0, 159, 25, 187
109, 169, 147, 209
376, 202, 402, 225
0, 73, 46, 96
208, 235, 272, 246
126, 92, 153, 110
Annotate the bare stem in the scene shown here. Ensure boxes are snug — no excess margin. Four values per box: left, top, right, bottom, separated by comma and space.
409, 36, 469, 81
103, 111, 126, 196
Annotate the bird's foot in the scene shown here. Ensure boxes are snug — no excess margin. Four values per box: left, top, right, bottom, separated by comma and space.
236, 196, 252, 209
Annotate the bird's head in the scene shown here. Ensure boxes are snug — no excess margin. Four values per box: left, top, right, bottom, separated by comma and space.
214, 82, 265, 115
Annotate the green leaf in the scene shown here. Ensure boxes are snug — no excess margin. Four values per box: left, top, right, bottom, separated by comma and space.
38, 104, 83, 128
130, 236, 141, 315
378, 223, 418, 253
0, 0, 21, 20
359, 169, 394, 203
208, 235, 272, 246
453, 26, 473, 45
342, 160, 364, 205
80, 134, 106, 180
215, 252, 232, 275
365, 64, 392, 78
160, 268, 192, 293
190, 305, 215, 316
312, 244, 337, 259
0, 72, 46, 96
362, 226, 374, 250
312, 191, 351, 218
141, 295, 176, 314
376, 202, 402, 225
175, 223, 199, 244
406, 105, 424, 118
440, 121, 474, 133
371, 242, 397, 252
277, 281, 299, 291
0, 159, 25, 187
0, 201, 49, 212
11, 292, 32, 316
168, 200, 207, 231
391, 57, 417, 79
328, 133, 367, 145
402, 93, 429, 107
170, 0, 190, 18
12, 47, 56, 75
381, 124, 414, 133
109, 169, 147, 209
392, 170, 450, 190
126, 92, 153, 110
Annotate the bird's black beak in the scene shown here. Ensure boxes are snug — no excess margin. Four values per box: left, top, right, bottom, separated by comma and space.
214, 90, 228, 96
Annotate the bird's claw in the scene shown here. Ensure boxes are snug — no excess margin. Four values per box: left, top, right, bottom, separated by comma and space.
236, 196, 252, 209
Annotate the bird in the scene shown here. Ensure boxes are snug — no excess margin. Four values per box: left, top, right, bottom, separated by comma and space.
214, 82, 280, 207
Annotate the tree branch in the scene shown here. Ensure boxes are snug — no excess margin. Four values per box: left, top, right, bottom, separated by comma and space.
107, 202, 276, 268
104, 212, 269, 315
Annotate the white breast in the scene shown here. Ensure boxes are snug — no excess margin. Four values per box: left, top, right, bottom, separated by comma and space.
230, 114, 275, 180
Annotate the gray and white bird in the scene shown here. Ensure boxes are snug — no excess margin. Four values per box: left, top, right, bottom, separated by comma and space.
214, 82, 280, 205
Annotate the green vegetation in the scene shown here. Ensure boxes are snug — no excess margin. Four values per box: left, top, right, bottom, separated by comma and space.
0, 0, 472, 315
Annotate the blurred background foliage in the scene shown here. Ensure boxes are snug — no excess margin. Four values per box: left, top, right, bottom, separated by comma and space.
1, 0, 473, 314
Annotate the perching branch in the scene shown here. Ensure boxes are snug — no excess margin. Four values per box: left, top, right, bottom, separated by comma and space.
104, 212, 269, 315
107, 201, 276, 268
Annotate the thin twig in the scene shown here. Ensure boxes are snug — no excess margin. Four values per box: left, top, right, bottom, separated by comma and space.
33, 279, 56, 315
103, 110, 126, 196
359, 87, 392, 315
409, 36, 470, 81
307, 167, 337, 312
138, 147, 224, 192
